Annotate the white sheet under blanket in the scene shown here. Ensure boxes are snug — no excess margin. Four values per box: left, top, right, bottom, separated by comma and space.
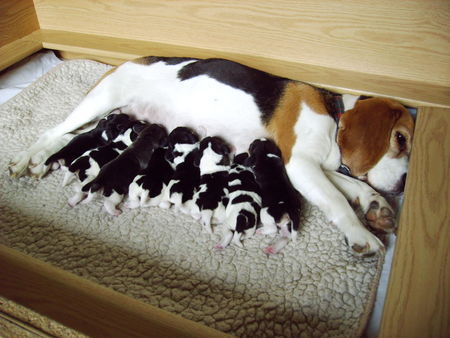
0, 51, 397, 336
0, 51, 62, 104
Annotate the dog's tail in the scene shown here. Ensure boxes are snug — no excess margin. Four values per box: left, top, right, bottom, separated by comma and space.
278, 211, 301, 241
82, 180, 102, 193
235, 209, 257, 234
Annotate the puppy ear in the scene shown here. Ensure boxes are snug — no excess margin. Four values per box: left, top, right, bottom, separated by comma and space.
245, 154, 256, 167
159, 136, 169, 148
164, 148, 175, 163
193, 150, 202, 167
248, 139, 260, 155
132, 122, 147, 134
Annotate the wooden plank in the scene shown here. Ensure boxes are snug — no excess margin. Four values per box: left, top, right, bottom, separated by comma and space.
379, 108, 450, 338
33, 0, 450, 90
0, 244, 230, 338
38, 29, 449, 108
0, 32, 42, 71
0, 0, 39, 47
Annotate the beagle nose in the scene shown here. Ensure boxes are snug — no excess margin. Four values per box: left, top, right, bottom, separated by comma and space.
398, 173, 407, 192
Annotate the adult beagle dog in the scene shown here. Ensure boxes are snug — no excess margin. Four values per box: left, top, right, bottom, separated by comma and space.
9, 56, 414, 255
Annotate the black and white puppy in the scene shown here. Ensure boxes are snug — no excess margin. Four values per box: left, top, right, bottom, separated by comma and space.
191, 136, 231, 233
66, 120, 147, 206
82, 123, 168, 215
248, 138, 302, 254
164, 127, 201, 213
215, 153, 262, 249
126, 146, 174, 209
45, 112, 132, 168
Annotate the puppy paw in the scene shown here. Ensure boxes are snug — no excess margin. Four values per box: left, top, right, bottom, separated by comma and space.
365, 197, 396, 233
256, 224, 277, 236
263, 246, 278, 255
344, 227, 385, 256
124, 201, 139, 209
214, 243, 225, 250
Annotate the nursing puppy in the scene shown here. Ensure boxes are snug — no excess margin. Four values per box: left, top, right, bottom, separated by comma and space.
126, 146, 174, 209
45, 113, 132, 169
191, 136, 231, 233
82, 123, 168, 215
10, 57, 415, 255
66, 120, 147, 206
248, 138, 302, 254
215, 153, 262, 249
164, 127, 201, 213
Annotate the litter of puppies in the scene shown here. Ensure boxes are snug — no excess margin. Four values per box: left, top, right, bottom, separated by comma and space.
45, 112, 302, 253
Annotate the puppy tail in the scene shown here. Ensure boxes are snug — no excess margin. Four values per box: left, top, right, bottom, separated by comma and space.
82, 180, 101, 193
235, 209, 257, 234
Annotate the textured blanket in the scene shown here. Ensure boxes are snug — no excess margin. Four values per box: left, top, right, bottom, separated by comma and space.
0, 59, 383, 337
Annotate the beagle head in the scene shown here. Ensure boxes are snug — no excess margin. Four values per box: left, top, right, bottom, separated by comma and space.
337, 98, 414, 194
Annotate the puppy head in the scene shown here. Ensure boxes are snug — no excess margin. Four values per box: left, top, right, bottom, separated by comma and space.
233, 152, 249, 166
337, 97, 414, 193
139, 124, 168, 147
247, 138, 282, 167
165, 127, 200, 165
103, 113, 134, 140
195, 136, 232, 168
168, 127, 200, 146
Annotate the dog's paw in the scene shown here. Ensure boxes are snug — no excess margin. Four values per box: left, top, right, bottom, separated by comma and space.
364, 196, 396, 233
344, 227, 385, 256
9, 151, 31, 177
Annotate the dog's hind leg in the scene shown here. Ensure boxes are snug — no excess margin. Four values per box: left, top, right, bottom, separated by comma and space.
264, 237, 290, 255
256, 208, 278, 235
103, 191, 123, 216
215, 229, 234, 250
200, 209, 214, 233
9, 68, 124, 178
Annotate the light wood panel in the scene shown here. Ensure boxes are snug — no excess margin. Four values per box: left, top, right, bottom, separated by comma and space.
0, 0, 39, 47
0, 31, 42, 71
33, 0, 450, 89
379, 107, 450, 338
0, 244, 229, 338
36, 30, 449, 108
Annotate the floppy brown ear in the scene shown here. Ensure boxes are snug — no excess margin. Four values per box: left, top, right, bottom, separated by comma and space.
337, 98, 409, 176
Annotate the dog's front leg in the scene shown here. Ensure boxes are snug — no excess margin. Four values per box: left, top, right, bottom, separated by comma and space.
325, 171, 396, 233
286, 159, 384, 255
9, 71, 122, 178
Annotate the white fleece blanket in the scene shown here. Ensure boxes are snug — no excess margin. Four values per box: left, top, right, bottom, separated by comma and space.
0, 59, 383, 337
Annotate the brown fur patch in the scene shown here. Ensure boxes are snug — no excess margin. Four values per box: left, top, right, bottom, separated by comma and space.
267, 82, 327, 162
131, 56, 152, 65
337, 98, 414, 176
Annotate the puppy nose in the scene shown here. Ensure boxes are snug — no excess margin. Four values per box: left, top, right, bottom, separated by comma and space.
398, 173, 407, 192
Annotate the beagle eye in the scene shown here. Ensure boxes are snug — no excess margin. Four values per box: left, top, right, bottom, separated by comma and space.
396, 132, 406, 151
